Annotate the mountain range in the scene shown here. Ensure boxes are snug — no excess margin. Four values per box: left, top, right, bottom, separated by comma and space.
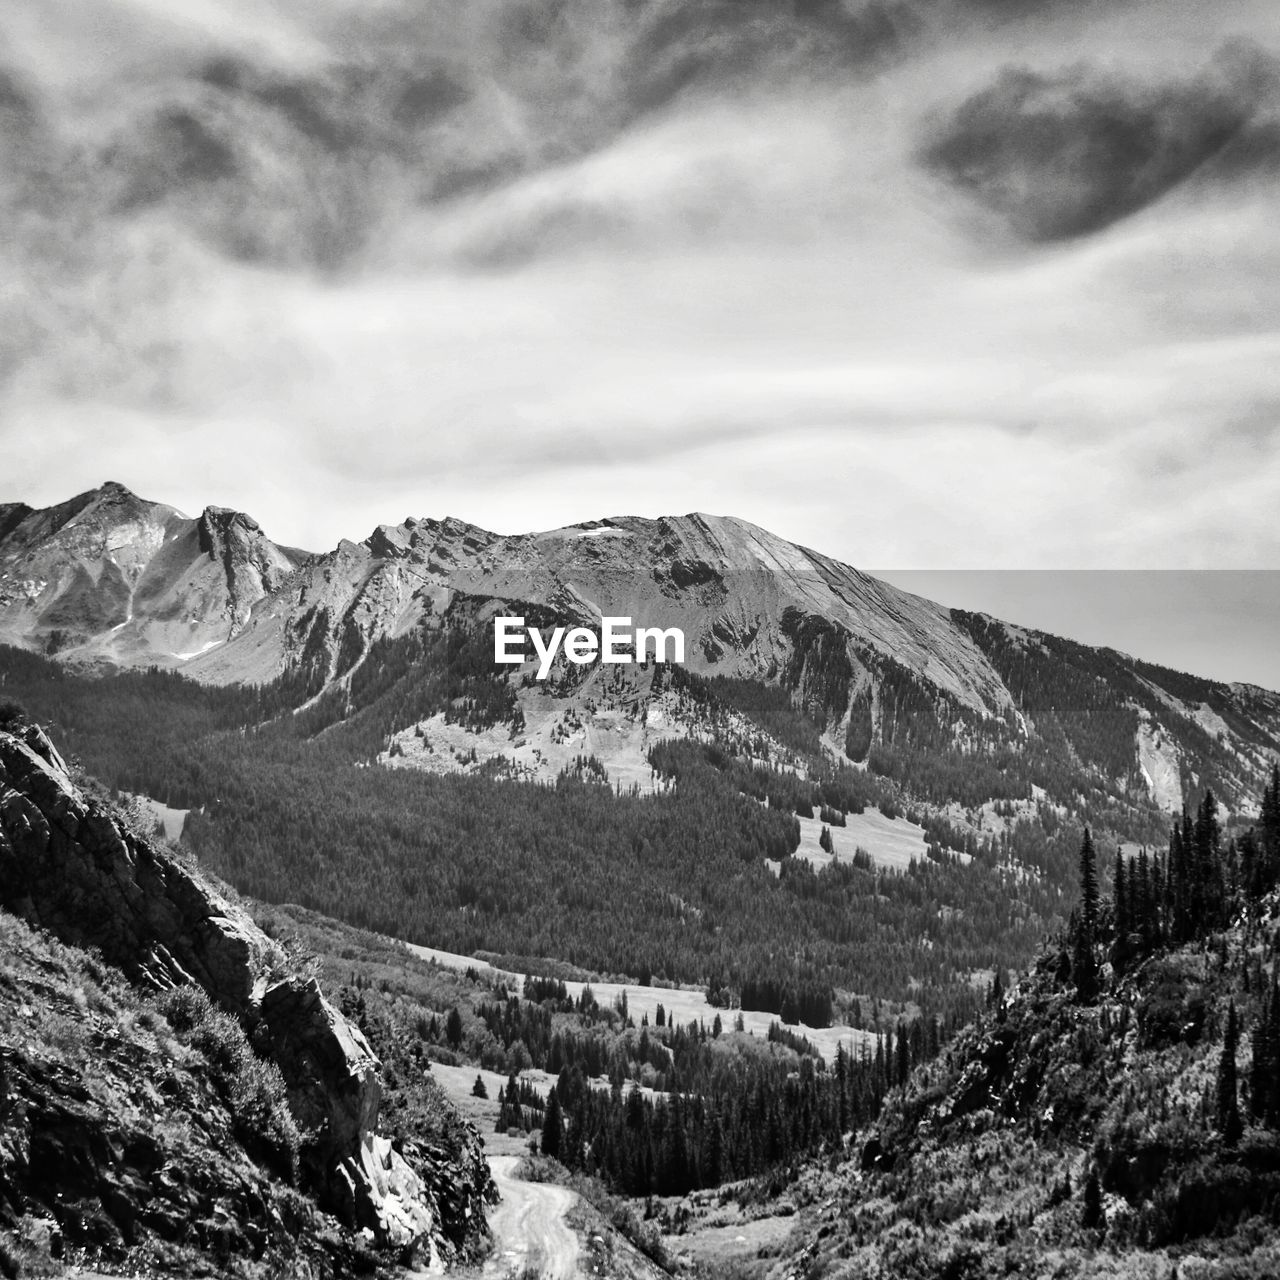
2, 482, 1277, 823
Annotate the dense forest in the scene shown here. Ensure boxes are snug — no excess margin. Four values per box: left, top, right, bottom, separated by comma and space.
1, 600, 1262, 1028
0, 640, 1057, 1016
335, 941, 974, 1201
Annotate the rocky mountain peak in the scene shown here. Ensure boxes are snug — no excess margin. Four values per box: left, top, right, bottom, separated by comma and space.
196, 504, 267, 558
0, 486, 306, 665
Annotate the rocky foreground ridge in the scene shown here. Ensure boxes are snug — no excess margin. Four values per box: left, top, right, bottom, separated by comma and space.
775, 870, 1280, 1276
0, 715, 493, 1275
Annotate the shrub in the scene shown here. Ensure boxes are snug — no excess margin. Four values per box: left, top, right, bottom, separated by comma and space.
0, 699, 28, 730
156, 985, 300, 1180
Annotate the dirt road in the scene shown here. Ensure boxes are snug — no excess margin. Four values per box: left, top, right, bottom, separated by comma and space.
481, 1155, 581, 1279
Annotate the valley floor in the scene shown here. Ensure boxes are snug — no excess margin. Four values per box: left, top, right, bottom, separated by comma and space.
404, 942, 875, 1064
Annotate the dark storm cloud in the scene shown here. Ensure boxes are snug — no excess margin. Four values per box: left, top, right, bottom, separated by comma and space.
921, 41, 1280, 241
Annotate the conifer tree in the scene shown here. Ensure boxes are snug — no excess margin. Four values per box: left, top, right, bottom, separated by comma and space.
1250, 1012, 1269, 1122
1079, 828, 1099, 937
1217, 1000, 1243, 1147
1073, 829, 1099, 1002
1114, 850, 1128, 939
1196, 790, 1223, 930
542, 1090, 563, 1159
1082, 1169, 1105, 1231
1136, 849, 1154, 946
1261, 765, 1280, 890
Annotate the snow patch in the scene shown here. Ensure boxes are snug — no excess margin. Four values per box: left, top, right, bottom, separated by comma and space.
172, 639, 224, 661
792, 806, 949, 872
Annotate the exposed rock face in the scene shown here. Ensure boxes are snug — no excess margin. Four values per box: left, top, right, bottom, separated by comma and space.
0, 915, 372, 1279
0, 722, 437, 1253
196, 505, 299, 638
0, 724, 271, 1008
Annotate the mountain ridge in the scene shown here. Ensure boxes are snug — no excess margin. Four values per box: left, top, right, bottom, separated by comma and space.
2, 483, 1278, 821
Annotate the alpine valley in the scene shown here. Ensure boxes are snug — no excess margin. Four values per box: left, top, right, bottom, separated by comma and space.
4, 482, 1280, 1279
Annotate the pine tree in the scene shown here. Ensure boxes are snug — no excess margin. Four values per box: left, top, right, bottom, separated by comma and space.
1080, 828, 1099, 936
1250, 1014, 1269, 1122
1073, 829, 1099, 1003
542, 1090, 563, 1159
988, 968, 1005, 1010
1082, 1169, 1105, 1231
1217, 1000, 1243, 1147
1196, 791, 1223, 932
1135, 850, 1154, 946
1264, 976, 1280, 1128
1171, 817, 1191, 943
1114, 850, 1128, 939
1151, 850, 1166, 945
1261, 765, 1280, 891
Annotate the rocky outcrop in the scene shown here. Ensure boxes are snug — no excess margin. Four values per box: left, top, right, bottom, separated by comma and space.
0, 908, 388, 1279
0, 722, 439, 1255
196, 506, 300, 637
0, 725, 270, 1008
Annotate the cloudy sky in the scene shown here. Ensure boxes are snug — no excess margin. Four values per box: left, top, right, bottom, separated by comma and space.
2, 0, 1278, 680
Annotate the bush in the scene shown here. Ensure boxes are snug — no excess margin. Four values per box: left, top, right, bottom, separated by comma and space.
1138, 966, 1206, 1049
0, 699, 27, 730
156, 985, 300, 1180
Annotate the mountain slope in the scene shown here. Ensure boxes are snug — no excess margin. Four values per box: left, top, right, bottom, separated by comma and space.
771, 840, 1280, 1278
1, 909, 373, 1279
180, 509, 1013, 717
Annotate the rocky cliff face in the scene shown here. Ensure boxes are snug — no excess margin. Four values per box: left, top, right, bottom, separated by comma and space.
0, 718, 487, 1264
